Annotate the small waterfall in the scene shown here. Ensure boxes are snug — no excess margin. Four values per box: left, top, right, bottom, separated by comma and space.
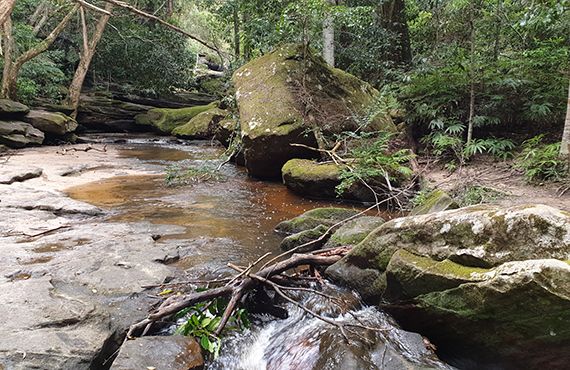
209, 283, 452, 370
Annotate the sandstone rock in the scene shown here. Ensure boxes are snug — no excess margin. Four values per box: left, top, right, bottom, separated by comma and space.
111, 336, 204, 370
410, 189, 458, 216
0, 120, 44, 148
135, 102, 217, 134
324, 216, 386, 248
275, 207, 360, 235
172, 107, 228, 139
214, 118, 238, 147
233, 44, 397, 179
24, 110, 78, 136
0, 167, 42, 184
0, 99, 29, 118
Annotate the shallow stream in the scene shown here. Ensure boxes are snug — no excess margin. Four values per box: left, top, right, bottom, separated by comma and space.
66, 135, 449, 369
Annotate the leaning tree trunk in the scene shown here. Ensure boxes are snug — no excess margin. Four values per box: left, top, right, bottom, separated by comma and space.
322, 0, 335, 67
0, 0, 15, 28
2, 4, 78, 100
560, 80, 570, 158
0, 15, 14, 99
66, 3, 113, 116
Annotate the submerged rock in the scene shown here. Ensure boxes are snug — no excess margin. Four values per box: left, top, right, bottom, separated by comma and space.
0, 120, 44, 148
135, 102, 217, 134
0, 99, 29, 118
410, 189, 458, 216
325, 204, 570, 368
172, 107, 228, 139
111, 335, 204, 370
24, 110, 78, 136
233, 44, 396, 179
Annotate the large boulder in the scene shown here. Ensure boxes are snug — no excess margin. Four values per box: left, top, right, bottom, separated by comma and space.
0, 120, 44, 148
135, 102, 217, 134
233, 44, 397, 179
172, 107, 228, 139
326, 204, 570, 368
0, 99, 29, 118
324, 216, 386, 248
23, 110, 77, 136
275, 207, 360, 235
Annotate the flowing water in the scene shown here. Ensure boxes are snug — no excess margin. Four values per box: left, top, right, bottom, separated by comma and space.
67, 135, 450, 369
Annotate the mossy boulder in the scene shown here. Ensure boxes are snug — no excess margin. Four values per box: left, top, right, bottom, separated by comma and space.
330, 204, 570, 295
135, 102, 217, 134
233, 44, 397, 179
0, 99, 29, 118
324, 216, 386, 248
387, 259, 570, 368
325, 204, 570, 368
0, 121, 44, 148
172, 107, 227, 139
281, 158, 377, 201
23, 110, 77, 136
410, 189, 458, 216
280, 224, 329, 252
282, 159, 341, 199
275, 207, 360, 235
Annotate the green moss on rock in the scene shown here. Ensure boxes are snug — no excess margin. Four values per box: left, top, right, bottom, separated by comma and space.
172, 107, 227, 139
135, 102, 217, 134
282, 159, 341, 198
280, 224, 329, 252
410, 189, 459, 216
325, 216, 386, 248
275, 207, 360, 235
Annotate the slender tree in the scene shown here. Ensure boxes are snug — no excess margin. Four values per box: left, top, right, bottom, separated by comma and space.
0, 0, 15, 28
560, 80, 570, 158
322, 0, 335, 67
1, 4, 79, 99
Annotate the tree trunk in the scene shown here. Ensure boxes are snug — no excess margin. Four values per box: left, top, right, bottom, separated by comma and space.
66, 3, 114, 116
560, 80, 570, 158
322, 0, 335, 67
378, 0, 412, 66
1, 15, 14, 99
1, 5, 79, 100
0, 0, 15, 28
233, 2, 240, 59
466, 1, 478, 147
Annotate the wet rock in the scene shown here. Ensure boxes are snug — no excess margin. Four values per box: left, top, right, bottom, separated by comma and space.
172, 107, 228, 139
24, 110, 78, 136
233, 44, 396, 179
214, 118, 239, 147
0, 120, 44, 148
111, 335, 204, 370
135, 102, 217, 134
280, 224, 329, 252
410, 189, 458, 216
0, 99, 29, 118
275, 207, 360, 235
0, 167, 42, 184
324, 216, 386, 248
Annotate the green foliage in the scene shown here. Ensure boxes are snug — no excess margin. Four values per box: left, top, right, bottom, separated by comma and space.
175, 296, 250, 358
516, 135, 567, 183
165, 163, 226, 187
336, 133, 414, 195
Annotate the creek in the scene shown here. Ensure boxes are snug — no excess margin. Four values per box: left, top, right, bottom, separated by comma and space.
65, 134, 450, 369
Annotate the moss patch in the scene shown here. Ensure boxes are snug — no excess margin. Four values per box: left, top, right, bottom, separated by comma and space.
172, 107, 227, 138
135, 102, 217, 134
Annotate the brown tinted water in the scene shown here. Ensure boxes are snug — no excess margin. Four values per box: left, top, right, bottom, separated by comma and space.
66, 141, 371, 270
